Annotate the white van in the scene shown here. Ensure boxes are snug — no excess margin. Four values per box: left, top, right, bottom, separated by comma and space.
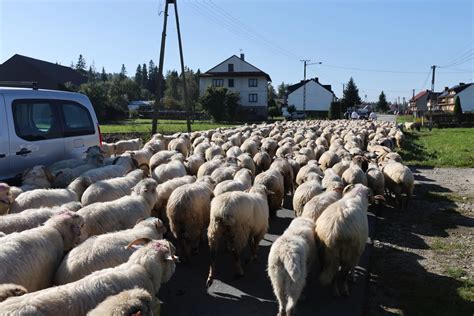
0, 85, 102, 181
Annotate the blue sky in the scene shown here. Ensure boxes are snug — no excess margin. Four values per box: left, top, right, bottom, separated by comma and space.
1, 0, 472, 102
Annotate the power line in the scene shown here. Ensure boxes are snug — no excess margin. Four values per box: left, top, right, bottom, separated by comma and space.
440, 41, 473, 67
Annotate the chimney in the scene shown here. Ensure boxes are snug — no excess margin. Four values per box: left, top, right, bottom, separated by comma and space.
459, 82, 465, 86
444, 86, 449, 91
314, 77, 319, 83
240, 53, 245, 61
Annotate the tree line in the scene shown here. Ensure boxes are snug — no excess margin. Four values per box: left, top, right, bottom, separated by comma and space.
68, 54, 201, 122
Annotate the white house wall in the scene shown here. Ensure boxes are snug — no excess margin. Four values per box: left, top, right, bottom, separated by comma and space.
199, 76, 268, 107
287, 81, 334, 111
458, 85, 474, 112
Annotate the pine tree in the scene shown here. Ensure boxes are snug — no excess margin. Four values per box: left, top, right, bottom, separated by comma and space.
101, 67, 108, 81
277, 82, 288, 98
141, 64, 148, 88
453, 96, 463, 115
377, 91, 389, 112
75, 54, 87, 76
341, 77, 362, 112
119, 64, 127, 80
135, 65, 142, 87
87, 66, 96, 82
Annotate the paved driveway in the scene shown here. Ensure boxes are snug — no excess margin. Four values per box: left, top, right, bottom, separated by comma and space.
377, 114, 396, 123
159, 196, 377, 316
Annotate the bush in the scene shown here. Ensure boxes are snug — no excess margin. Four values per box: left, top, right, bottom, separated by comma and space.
287, 105, 296, 114
199, 87, 240, 122
268, 106, 280, 118
454, 97, 463, 115
328, 101, 342, 120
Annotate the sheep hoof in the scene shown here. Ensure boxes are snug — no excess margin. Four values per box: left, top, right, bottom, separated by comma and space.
206, 278, 214, 288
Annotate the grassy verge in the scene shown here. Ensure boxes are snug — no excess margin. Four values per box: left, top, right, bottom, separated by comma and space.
100, 119, 236, 134
396, 114, 415, 124
398, 128, 474, 167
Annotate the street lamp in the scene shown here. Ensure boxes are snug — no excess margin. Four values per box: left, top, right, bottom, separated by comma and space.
301, 60, 322, 112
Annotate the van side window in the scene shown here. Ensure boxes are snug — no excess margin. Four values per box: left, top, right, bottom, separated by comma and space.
12, 101, 62, 141
60, 102, 94, 137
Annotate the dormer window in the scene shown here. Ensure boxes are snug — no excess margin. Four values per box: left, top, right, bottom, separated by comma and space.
228, 64, 234, 72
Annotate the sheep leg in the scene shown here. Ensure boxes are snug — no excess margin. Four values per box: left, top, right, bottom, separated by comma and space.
233, 248, 244, 277
339, 268, 351, 297
274, 277, 288, 316
206, 249, 217, 288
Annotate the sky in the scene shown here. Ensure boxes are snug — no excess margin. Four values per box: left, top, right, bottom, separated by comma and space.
0, 0, 473, 102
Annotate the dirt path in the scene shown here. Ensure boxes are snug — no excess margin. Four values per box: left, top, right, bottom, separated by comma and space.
366, 167, 474, 315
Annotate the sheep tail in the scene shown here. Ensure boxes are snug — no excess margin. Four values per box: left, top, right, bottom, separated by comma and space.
282, 252, 302, 282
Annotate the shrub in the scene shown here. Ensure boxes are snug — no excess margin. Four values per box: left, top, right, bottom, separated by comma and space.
199, 87, 240, 122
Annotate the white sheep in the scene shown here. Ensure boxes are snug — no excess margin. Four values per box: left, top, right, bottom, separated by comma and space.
295, 161, 323, 186
153, 175, 196, 221
9, 165, 54, 199
342, 157, 368, 186
8, 177, 90, 213
366, 162, 385, 196
213, 168, 252, 196
253, 151, 272, 174
115, 138, 143, 155
166, 178, 215, 262
0, 284, 28, 303
150, 150, 184, 170
316, 184, 372, 296
184, 153, 205, 176
87, 288, 153, 316
321, 168, 342, 189
301, 181, 344, 222
292, 179, 324, 217
254, 169, 285, 216
80, 156, 138, 184
0, 202, 81, 234
168, 137, 190, 157
270, 157, 295, 194
81, 169, 145, 206
78, 178, 159, 237
100, 142, 116, 157
318, 151, 341, 170
206, 184, 270, 287
268, 217, 316, 316
0, 239, 177, 316
54, 217, 166, 285
152, 159, 187, 184
0, 211, 84, 291
48, 146, 105, 174
210, 164, 239, 184
381, 161, 414, 209
197, 158, 224, 178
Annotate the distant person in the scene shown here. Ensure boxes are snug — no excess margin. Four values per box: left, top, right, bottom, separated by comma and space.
351, 110, 359, 120
369, 112, 377, 120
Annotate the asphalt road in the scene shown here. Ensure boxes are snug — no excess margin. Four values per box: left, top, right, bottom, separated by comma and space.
158, 196, 377, 316
377, 114, 396, 123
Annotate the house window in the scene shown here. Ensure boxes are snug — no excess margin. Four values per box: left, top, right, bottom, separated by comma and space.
249, 94, 258, 103
249, 78, 258, 87
228, 64, 234, 72
228, 79, 234, 87
212, 79, 224, 87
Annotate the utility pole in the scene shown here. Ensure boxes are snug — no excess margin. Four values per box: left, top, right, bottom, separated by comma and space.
173, 0, 191, 133
431, 65, 437, 92
300, 60, 309, 112
152, 0, 191, 135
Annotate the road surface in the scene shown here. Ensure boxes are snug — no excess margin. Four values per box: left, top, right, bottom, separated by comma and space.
377, 114, 396, 123
158, 196, 377, 316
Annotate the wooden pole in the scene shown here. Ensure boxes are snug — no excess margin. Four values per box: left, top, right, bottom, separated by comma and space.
173, 0, 192, 133
152, 0, 170, 135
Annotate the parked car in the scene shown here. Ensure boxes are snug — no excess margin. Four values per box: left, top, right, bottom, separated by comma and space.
0, 84, 101, 181
286, 111, 306, 120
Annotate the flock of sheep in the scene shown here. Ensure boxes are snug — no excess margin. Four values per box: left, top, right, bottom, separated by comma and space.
0, 119, 415, 316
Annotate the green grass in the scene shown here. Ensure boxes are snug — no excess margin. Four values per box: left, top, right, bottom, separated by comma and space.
100, 119, 236, 134
398, 128, 474, 167
396, 114, 415, 124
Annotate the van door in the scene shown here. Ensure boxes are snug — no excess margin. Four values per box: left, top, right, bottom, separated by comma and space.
5, 97, 65, 177
58, 100, 98, 159
0, 94, 11, 178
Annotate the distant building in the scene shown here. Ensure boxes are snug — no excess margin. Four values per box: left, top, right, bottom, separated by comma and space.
408, 90, 441, 115
437, 83, 474, 112
199, 54, 271, 121
0, 54, 87, 90
286, 78, 336, 113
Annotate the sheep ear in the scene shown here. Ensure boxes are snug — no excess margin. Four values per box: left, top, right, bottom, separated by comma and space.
126, 237, 153, 249
266, 190, 275, 195
43, 167, 55, 183
155, 220, 167, 234
22, 167, 32, 179
343, 184, 355, 194
136, 217, 145, 225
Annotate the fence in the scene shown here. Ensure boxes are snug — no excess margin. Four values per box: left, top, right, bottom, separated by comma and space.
427, 112, 474, 128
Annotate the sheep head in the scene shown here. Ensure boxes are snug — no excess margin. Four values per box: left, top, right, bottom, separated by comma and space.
46, 211, 85, 251
0, 183, 12, 215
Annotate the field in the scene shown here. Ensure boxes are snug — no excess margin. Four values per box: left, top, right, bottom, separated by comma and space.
398, 128, 474, 167
100, 119, 236, 134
